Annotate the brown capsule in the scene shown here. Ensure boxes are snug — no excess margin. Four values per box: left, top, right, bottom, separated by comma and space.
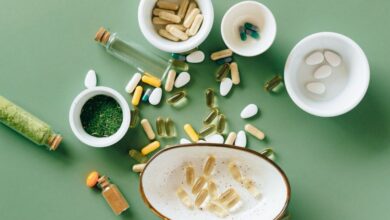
165, 117, 176, 137
195, 189, 209, 208
199, 124, 216, 137
215, 63, 230, 82
264, 75, 284, 92
156, 117, 166, 136
185, 164, 195, 186
226, 195, 241, 209
203, 108, 219, 124
207, 179, 218, 199
217, 188, 237, 205
130, 108, 140, 128
167, 91, 186, 104
205, 88, 215, 108
192, 176, 207, 195
216, 114, 226, 133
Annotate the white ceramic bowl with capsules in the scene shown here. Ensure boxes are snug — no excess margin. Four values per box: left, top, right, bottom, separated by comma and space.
138, 0, 214, 53
140, 144, 291, 220
284, 32, 370, 117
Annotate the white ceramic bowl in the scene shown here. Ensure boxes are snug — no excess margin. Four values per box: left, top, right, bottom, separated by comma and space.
138, 0, 214, 53
221, 1, 277, 57
140, 144, 290, 220
284, 32, 370, 117
69, 86, 130, 147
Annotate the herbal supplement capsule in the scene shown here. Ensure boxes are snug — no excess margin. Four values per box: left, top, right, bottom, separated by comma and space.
184, 123, 199, 142
185, 164, 195, 186
230, 62, 240, 85
245, 123, 265, 140
244, 22, 259, 32
243, 178, 261, 199
130, 108, 140, 128
165, 69, 176, 92
129, 149, 149, 163
152, 17, 171, 25
211, 49, 233, 61
165, 117, 176, 137
215, 63, 230, 82
132, 86, 143, 106
166, 25, 189, 41
159, 29, 179, 41
225, 132, 237, 145
157, 0, 179, 10
199, 124, 216, 137
208, 179, 218, 199
217, 188, 237, 205
156, 117, 166, 136
260, 148, 275, 160
170, 59, 189, 72
239, 26, 247, 41
228, 161, 243, 182
167, 91, 186, 104
215, 56, 233, 65
141, 119, 156, 140
185, 2, 197, 19
205, 88, 215, 108
141, 141, 161, 156
203, 108, 219, 124
125, 72, 142, 93
142, 88, 152, 102
142, 75, 161, 88
187, 14, 203, 36
86, 171, 100, 188
206, 202, 229, 218
203, 155, 216, 176
264, 75, 284, 92
153, 8, 174, 16
216, 114, 226, 134
171, 53, 186, 61
246, 28, 260, 39
195, 189, 209, 208
192, 176, 207, 194
183, 8, 200, 28
226, 195, 241, 209
176, 187, 194, 209
97, 176, 129, 215
159, 11, 181, 23
132, 163, 146, 173
177, 0, 190, 19
167, 24, 187, 33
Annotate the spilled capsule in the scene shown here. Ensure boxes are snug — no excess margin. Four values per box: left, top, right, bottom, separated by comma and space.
216, 114, 226, 133
156, 117, 166, 136
205, 88, 215, 108
203, 108, 219, 124
167, 91, 186, 104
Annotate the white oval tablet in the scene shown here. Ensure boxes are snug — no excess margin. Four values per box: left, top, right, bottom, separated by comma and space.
220, 78, 233, 96
324, 50, 342, 67
84, 69, 97, 89
306, 82, 326, 95
314, 65, 332, 79
235, 130, 247, 147
125, 72, 142, 93
305, 51, 324, 65
240, 104, 259, 119
180, 138, 191, 144
174, 72, 191, 88
186, 50, 205, 63
149, 88, 162, 105
204, 134, 224, 144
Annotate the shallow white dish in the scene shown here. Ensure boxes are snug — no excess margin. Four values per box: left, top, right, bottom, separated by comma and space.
140, 144, 290, 220
284, 32, 370, 117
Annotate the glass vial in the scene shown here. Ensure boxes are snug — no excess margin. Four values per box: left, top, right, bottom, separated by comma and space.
0, 96, 62, 150
97, 176, 129, 215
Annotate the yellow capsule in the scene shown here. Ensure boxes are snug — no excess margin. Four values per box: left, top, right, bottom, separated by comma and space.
215, 63, 230, 82
183, 8, 200, 28
203, 108, 219, 124
245, 123, 265, 140
185, 2, 197, 20
132, 163, 146, 173
129, 149, 148, 163
206, 202, 228, 218
159, 11, 181, 23
156, 117, 166, 136
217, 188, 237, 205
153, 8, 174, 16
142, 75, 161, 87
187, 14, 203, 36
86, 171, 100, 188
157, 0, 179, 10
141, 141, 160, 156
192, 176, 207, 195
141, 119, 156, 140
166, 25, 188, 41
216, 114, 226, 133
264, 75, 284, 92
130, 108, 140, 128
184, 123, 199, 142
195, 189, 209, 208
228, 161, 243, 183
243, 178, 261, 199
177, 0, 190, 19
203, 155, 216, 176
176, 186, 194, 209
152, 17, 171, 25
159, 29, 179, 41
185, 164, 195, 186
207, 179, 218, 199
199, 124, 216, 137
167, 91, 186, 104
224, 132, 237, 145
165, 117, 176, 137
211, 49, 233, 61
132, 86, 143, 106
205, 88, 215, 108
226, 195, 241, 209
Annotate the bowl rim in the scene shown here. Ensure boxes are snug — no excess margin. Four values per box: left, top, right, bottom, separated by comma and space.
284, 32, 370, 117
139, 143, 291, 220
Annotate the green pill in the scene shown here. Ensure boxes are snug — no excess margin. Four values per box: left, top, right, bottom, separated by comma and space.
129, 149, 148, 163
215, 63, 230, 82
171, 53, 186, 61
245, 28, 260, 39
203, 108, 219, 125
244, 22, 259, 32
216, 114, 226, 134
239, 26, 247, 41
199, 124, 216, 137
167, 91, 187, 104
165, 117, 176, 137
130, 108, 140, 128
170, 59, 189, 72
205, 88, 215, 108
156, 117, 166, 136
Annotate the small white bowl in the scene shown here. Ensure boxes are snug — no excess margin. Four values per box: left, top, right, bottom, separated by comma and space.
69, 86, 130, 147
221, 1, 277, 57
138, 0, 214, 53
284, 32, 370, 117
140, 144, 290, 220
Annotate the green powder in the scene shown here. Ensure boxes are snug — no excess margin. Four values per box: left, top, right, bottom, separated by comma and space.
80, 95, 123, 137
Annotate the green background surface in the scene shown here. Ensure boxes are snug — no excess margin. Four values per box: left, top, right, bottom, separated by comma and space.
0, 0, 389, 219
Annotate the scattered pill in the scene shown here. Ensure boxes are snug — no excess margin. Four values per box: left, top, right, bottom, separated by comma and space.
305, 51, 324, 65
217, 188, 238, 205
174, 71, 191, 88
132, 163, 146, 173
130, 108, 140, 128
260, 148, 275, 160
239, 26, 247, 41
186, 50, 205, 63
192, 176, 207, 194
141, 119, 156, 140
167, 91, 186, 104
167, 24, 186, 32
86, 171, 100, 188
153, 8, 174, 16
240, 104, 259, 119
159, 29, 179, 41
176, 187, 194, 209
85, 69, 97, 89
165, 117, 176, 137
220, 77, 233, 96
245, 123, 265, 140
216, 63, 230, 82
185, 2, 197, 19
142, 88, 152, 102
153, 17, 171, 25
216, 114, 226, 133
230, 62, 240, 85
180, 138, 192, 144
129, 149, 149, 163
184, 123, 199, 142
177, 0, 190, 19
164, 69, 176, 92
235, 130, 247, 147
171, 59, 189, 72
195, 189, 209, 208
314, 65, 332, 79
225, 132, 237, 145
203, 108, 219, 124
226, 195, 241, 209
243, 178, 261, 199
205, 88, 215, 108
206, 202, 228, 218
156, 117, 166, 136
171, 53, 186, 61
186, 164, 195, 186
228, 161, 243, 182
187, 14, 203, 36
211, 49, 233, 61
215, 56, 233, 65
264, 75, 284, 92
208, 179, 218, 199
132, 86, 143, 106
142, 75, 161, 88
125, 72, 142, 93
324, 50, 342, 67
306, 82, 326, 95
205, 134, 224, 144
167, 25, 189, 41
157, 0, 179, 10
245, 28, 260, 39
149, 88, 162, 105
245, 22, 259, 32
199, 124, 216, 137
159, 11, 181, 23
183, 8, 200, 28
141, 141, 160, 156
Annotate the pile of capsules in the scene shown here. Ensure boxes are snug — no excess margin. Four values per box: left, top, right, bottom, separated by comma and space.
239, 22, 260, 41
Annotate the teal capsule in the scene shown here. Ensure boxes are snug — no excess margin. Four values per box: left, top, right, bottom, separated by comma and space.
216, 114, 226, 133
165, 117, 176, 137
199, 124, 216, 137
142, 88, 152, 102
156, 117, 166, 136
171, 53, 186, 61
170, 59, 189, 72
205, 88, 215, 108
244, 22, 259, 32
215, 56, 233, 65
167, 91, 186, 104
130, 108, 140, 128
239, 26, 247, 41
203, 108, 219, 125
246, 29, 260, 39
215, 63, 230, 82
129, 149, 148, 163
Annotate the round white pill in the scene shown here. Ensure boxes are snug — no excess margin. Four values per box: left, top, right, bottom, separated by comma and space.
314, 65, 332, 79
306, 82, 326, 95
186, 50, 205, 63
125, 72, 142, 93
305, 51, 324, 65
204, 134, 224, 144
84, 69, 97, 89
240, 104, 259, 119
324, 50, 342, 67
235, 130, 247, 147
220, 77, 233, 96
174, 72, 191, 88
149, 88, 162, 105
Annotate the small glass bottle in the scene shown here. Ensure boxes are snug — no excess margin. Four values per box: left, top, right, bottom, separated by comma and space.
0, 96, 62, 151
95, 27, 188, 80
97, 176, 129, 215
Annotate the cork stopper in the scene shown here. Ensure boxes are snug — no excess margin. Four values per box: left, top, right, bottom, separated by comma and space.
95, 27, 111, 45
48, 134, 62, 151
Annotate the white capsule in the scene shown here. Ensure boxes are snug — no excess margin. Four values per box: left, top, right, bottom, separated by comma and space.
324, 50, 342, 67
205, 134, 224, 144
174, 72, 191, 88
305, 51, 324, 65
125, 72, 142, 93
306, 82, 326, 95
85, 69, 97, 89
165, 69, 176, 92
186, 50, 205, 63
225, 132, 237, 145
180, 138, 192, 144
149, 88, 163, 105
240, 104, 258, 119
235, 130, 246, 147
220, 78, 233, 96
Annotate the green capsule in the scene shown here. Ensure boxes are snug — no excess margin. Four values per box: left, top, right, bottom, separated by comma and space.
239, 26, 247, 41
167, 91, 186, 104
156, 117, 166, 136
203, 108, 219, 125
129, 149, 148, 163
165, 117, 176, 137
245, 28, 260, 39
199, 124, 216, 137
260, 148, 275, 160
170, 59, 189, 72
171, 53, 186, 61
130, 108, 140, 128
205, 88, 215, 108
264, 75, 284, 92
216, 114, 226, 134
215, 63, 230, 82
244, 22, 259, 32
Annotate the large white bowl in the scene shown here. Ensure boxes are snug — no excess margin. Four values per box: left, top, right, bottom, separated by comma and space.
138, 0, 214, 53
140, 144, 290, 220
284, 32, 370, 117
